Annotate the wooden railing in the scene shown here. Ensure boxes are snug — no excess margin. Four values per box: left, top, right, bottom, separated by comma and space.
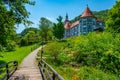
0, 61, 18, 80
38, 60, 64, 80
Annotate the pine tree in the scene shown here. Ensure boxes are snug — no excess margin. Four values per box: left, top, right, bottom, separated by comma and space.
53, 16, 64, 40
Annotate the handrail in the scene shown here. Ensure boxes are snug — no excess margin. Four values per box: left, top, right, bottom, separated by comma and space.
0, 61, 18, 80
38, 59, 64, 80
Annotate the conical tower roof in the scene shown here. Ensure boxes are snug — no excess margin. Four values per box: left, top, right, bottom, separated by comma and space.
81, 5, 94, 18
64, 13, 71, 29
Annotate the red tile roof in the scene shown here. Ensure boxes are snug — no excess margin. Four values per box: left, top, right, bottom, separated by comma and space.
71, 21, 79, 28
64, 21, 71, 29
81, 6, 94, 18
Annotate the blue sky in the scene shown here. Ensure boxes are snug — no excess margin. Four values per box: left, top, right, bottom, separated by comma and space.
16, 0, 116, 33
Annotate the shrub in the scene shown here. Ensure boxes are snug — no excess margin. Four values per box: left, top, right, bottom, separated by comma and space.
6, 40, 16, 51
73, 32, 120, 75
44, 42, 64, 65
78, 66, 119, 80
0, 45, 4, 52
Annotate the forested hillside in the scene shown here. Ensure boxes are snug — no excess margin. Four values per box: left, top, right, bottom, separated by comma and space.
93, 9, 108, 21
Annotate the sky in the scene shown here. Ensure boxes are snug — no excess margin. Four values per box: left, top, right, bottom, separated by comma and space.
16, 0, 116, 33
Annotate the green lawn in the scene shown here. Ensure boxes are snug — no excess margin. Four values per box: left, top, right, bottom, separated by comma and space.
0, 44, 38, 65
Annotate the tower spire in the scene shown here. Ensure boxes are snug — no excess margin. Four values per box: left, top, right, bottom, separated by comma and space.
86, 4, 88, 7
66, 13, 68, 20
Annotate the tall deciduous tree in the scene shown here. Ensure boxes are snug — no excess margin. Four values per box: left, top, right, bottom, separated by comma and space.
0, 0, 35, 51
39, 17, 53, 41
2, 0, 35, 25
0, 4, 16, 51
106, 1, 120, 35
53, 16, 64, 39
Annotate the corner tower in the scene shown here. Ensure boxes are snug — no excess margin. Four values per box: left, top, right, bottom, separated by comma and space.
79, 5, 96, 34
64, 13, 71, 38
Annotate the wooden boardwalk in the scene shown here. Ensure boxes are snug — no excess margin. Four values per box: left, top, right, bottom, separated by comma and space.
9, 47, 42, 80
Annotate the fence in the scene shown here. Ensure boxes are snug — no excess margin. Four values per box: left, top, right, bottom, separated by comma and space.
0, 61, 18, 80
38, 60, 64, 80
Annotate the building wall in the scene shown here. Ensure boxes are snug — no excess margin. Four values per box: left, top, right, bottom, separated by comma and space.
79, 17, 96, 34
70, 26, 79, 36
64, 17, 104, 38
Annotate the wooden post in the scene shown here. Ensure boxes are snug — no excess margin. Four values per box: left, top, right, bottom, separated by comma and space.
14, 61, 18, 70
43, 64, 46, 72
52, 73, 55, 80
6, 64, 9, 80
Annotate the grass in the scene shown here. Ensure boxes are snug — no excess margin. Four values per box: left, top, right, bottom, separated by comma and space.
0, 44, 38, 65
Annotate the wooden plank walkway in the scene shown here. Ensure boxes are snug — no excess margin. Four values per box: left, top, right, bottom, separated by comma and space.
9, 47, 42, 80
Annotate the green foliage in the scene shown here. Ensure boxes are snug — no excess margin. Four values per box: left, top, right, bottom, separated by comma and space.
93, 10, 108, 21
5, 40, 16, 51
2, 0, 35, 25
20, 27, 40, 36
0, 0, 35, 51
52, 66, 119, 80
78, 66, 119, 80
0, 4, 16, 51
43, 42, 65, 65
20, 31, 41, 46
38, 32, 120, 79
70, 32, 120, 75
39, 17, 53, 41
106, 1, 120, 35
53, 16, 64, 39
71, 15, 81, 23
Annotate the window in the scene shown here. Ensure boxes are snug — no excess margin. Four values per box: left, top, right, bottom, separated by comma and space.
93, 21, 95, 25
83, 27, 86, 33
83, 21, 86, 25
88, 26, 92, 32
83, 31, 86, 34
87, 18, 92, 22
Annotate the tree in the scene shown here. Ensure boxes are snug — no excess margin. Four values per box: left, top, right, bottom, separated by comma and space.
106, 1, 120, 35
0, 4, 16, 51
53, 16, 64, 39
20, 27, 40, 36
0, 0, 35, 51
39, 17, 53, 41
2, 0, 35, 25
20, 30, 41, 46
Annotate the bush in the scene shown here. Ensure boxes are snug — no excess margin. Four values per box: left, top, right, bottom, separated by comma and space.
73, 32, 120, 75
43, 42, 64, 65
78, 66, 119, 80
0, 45, 4, 52
37, 32, 120, 79
6, 41, 16, 51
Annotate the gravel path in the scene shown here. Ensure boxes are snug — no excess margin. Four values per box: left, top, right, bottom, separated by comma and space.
9, 47, 42, 80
